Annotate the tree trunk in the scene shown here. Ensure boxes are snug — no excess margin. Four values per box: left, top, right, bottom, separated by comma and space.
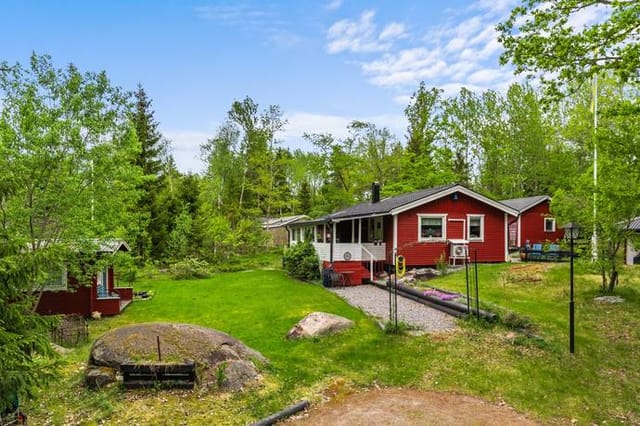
607, 269, 618, 293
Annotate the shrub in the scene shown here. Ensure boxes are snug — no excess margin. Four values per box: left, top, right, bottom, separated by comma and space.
436, 251, 448, 276
170, 258, 210, 280
283, 241, 320, 281
501, 311, 533, 330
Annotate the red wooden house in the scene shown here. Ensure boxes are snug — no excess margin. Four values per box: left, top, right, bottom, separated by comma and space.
287, 184, 518, 285
36, 240, 133, 317
501, 195, 564, 249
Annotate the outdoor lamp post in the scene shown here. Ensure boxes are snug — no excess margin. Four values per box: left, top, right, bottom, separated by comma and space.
563, 222, 581, 354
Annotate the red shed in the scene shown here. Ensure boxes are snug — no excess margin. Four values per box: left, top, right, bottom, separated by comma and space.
36, 240, 133, 317
288, 184, 518, 285
501, 195, 564, 248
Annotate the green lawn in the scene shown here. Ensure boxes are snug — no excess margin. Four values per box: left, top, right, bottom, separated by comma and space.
27, 262, 640, 425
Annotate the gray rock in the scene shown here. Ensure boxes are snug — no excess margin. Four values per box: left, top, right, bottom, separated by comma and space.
86, 322, 267, 391
85, 365, 116, 389
89, 322, 267, 368
220, 360, 260, 391
287, 312, 354, 339
594, 296, 625, 303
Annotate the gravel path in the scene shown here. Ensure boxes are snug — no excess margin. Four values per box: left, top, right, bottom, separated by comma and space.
329, 285, 457, 333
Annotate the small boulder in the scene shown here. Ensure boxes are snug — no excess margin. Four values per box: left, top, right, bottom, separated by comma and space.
287, 312, 354, 340
220, 360, 261, 391
594, 296, 624, 303
85, 365, 116, 389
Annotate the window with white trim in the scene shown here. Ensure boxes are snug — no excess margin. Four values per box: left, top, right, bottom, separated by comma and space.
467, 215, 484, 241
418, 214, 447, 241
544, 217, 556, 232
42, 268, 67, 291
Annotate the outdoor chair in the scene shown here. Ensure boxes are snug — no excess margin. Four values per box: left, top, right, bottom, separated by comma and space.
527, 243, 543, 261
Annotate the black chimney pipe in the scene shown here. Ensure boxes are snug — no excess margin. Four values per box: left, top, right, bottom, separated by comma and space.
372, 182, 380, 203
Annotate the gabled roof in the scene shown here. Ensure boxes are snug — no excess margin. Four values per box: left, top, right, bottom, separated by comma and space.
625, 217, 640, 231
262, 215, 309, 229
500, 195, 550, 213
291, 184, 518, 225
95, 239, 130, 254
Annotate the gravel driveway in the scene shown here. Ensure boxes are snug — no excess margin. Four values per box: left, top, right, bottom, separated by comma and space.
329, 285, 457, 333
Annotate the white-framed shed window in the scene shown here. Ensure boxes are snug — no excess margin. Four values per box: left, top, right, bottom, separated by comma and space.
43, 268, 68, 291
544, 217, 556, 232
467, 215, 484, 241
96, 268, 109, 298
418, 214, 447, 241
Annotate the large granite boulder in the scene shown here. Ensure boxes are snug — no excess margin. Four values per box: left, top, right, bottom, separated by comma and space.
86, 322, 267, 391
287, 312, 354, 339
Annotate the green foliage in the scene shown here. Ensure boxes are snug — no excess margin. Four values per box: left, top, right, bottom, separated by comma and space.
435, 251, 448, 276
0, 242, 60, 413
167, 204, 193, 260
552, 79, 640, 292
383, 320, 415, 335
500, 311, 533, 331
498, 0, 640, 98
130, 84, 171, 262
0, 53, 141, 247
283, 240, 320, 281
170, 257, 210, 280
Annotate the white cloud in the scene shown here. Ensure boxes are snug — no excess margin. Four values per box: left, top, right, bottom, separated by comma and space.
281, 111, 407, 149
393, 94, 412, 106
445, 36, 467, 52
327, 10, 392, 53
327, 0, 519, 95
467, 68, 500, 85
267, 28, 303, 48
283, 112, 353, 142
326, 0, 343, 11
163, 130, 211, 173
567, 3, 610, 30
379, 22, 408, 41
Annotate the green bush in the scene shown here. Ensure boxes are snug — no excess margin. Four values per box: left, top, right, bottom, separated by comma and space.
501, 310, 533, 330
283, 241, 320, 281
170, 258, 210, 280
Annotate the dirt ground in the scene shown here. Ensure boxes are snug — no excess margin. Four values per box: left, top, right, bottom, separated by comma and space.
288, 388, 540, 425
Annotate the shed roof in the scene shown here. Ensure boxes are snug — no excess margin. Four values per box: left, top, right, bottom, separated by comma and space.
95, 239, 130, 254
500, 195, 550, 213
262, 215, 309, 229
625, 216, 640, 231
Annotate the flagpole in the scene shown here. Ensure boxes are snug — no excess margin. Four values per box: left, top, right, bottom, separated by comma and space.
592, 74, 598, 260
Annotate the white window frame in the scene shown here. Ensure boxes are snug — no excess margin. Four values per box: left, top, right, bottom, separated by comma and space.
418, 214, 447, 242
42, 268, 68, 291
544, 217, 556, 233
96, 268, 109, 298
467, 214, 485, 242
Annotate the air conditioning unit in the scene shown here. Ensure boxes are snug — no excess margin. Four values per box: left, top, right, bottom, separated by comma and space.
448, 239, 469, 265
451, 244, 467, 258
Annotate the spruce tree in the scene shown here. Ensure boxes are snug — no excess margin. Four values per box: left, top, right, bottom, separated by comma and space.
131, 84, 169, 261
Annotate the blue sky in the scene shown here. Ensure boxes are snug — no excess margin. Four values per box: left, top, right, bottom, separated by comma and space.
2, 0, 523, 173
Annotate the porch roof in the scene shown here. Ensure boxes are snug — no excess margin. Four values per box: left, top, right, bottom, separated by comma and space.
291, 183, 518, 226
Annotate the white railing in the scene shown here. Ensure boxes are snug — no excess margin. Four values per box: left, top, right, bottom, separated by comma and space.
311, 242, 386, 263
362, 243, 386, 260
312, 242, 331, 262
360, 245, 375, 282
